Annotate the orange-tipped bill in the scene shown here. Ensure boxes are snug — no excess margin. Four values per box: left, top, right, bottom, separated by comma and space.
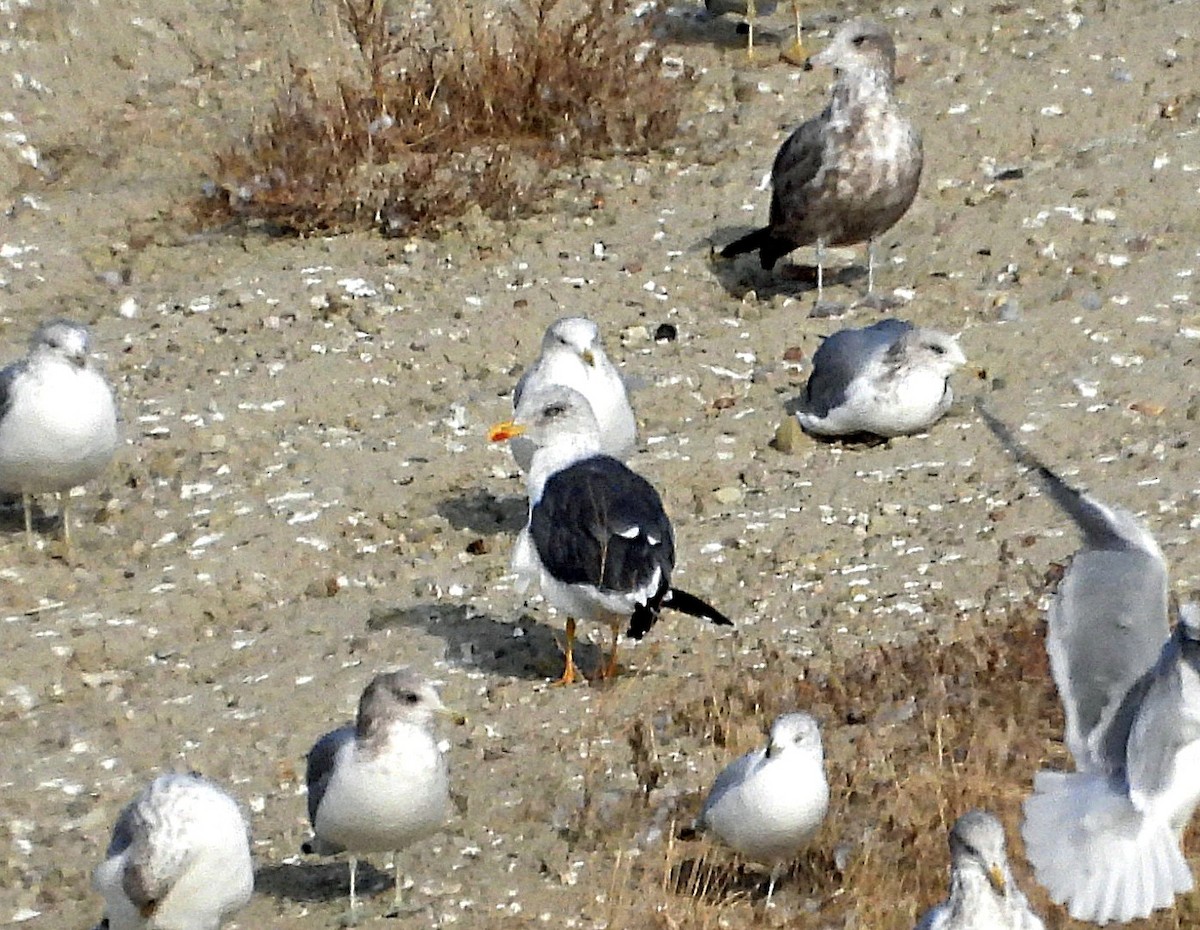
488, 420, 527, 442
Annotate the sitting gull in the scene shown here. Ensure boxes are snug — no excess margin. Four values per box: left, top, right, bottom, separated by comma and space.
794, 318, 965, 438
916, 810, 1044, 930
304, 669, 462, 915
488, 385, 733, 683
0, 319, 119, 544
982, 411, 1200, 925
698, 712, 829, 906
93, 772, 253, 930
720, 18, 923, 306
508, 316, 637, 473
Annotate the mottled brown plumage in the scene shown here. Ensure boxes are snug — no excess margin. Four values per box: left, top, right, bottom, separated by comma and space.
722, 18, 922, 299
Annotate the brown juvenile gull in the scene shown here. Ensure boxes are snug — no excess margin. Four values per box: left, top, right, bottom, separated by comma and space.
982, 411, 1200, 925
304, 669, 462, 917
0, 319, 119, 545
794, 318, 965, 438
488, 384, 733, 684
508, 316, 637, 473
697, 712, 829, 907
916, 810, 1044, 930
92, 772, 254, 930
720, 18, 923, 307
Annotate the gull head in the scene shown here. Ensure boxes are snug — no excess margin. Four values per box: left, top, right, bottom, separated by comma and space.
947, 809, 1011, 895
489, 385, 601, 452
809, 18, 897, 78
892, 327, 967, 378
356, 668, 464, 738
543, 316, 602, 367
764, 712, 823, 761
31, 319, 92, 368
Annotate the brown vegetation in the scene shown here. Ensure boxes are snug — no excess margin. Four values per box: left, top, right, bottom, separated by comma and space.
193, 0, 688, 237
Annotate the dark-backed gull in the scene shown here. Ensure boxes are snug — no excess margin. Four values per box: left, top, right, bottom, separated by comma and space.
982, 412, 1200, 925
794, 318, 964, 438
0, 319, 119, 544
916, 810, 1044, 930
508, 316, 636, 472
721, 18, 923, 305
93, 773, 253, 930
698, 712, 828, 906
304, 669, 461, 914
488, 385, 732, 683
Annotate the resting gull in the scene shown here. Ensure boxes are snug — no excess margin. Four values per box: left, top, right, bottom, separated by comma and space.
916, 810, 1044, 930
508, 316, 637, 473
93, 773, 253, 930
698, 712, 828, 906
488, 385, 733, 683
304, 669, 462, 915
794, 318, 965, 438
983, 410, 1200, 925
0, 319, 119, 544
720, 18, 923, 306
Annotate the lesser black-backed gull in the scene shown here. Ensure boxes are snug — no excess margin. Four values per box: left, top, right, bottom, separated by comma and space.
698, 712, 828, 906
794, 318, 965, 438
0, 319, 119, 544
93, 773, 253, 930
508, 316, 637, 473
488, 385, 732, 684
721, 18, 923, 306
304, 669, 462, 915
916, 810, 1044, 930
982, 412, 1200, 925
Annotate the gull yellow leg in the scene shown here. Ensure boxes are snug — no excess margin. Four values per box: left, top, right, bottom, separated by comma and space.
746, 0, 757, 60
597, 623, 622, 680
554, 617, 583, 685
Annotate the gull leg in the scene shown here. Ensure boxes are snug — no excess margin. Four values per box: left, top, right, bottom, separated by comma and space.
867, 238, 876, 294
765, 861, 783, 907
392, 853, 404, 909
349, 856, 359, 913
22, 493, 33, 543
59, 493, 72, 548
597, 622, 622, 680
746, 0, 756, 60
781, 0, 804, 61
554, 617, 583, 685
815, 238, 825, 301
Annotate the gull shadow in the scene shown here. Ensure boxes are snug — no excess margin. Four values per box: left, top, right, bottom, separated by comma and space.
367, 602, 601, 682
0, 494, 57, 536
436, 489, 526, 535
652, 7, 790, 52
255, 859, 390, 905
708, 236, 869, 306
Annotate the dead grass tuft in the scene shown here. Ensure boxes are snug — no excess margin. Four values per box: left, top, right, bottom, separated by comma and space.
597, 593, 1199, 929
193, 0, 688, 236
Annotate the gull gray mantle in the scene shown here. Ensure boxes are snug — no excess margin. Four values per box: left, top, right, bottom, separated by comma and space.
490, 385, 732, 683
721, 18, 922, 300
794, 319, 965, 438
984, 411, 1200, 925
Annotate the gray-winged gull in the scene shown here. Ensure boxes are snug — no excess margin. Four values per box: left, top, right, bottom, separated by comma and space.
720, 18, 923, 306
508, 317, 637, 473
983, 410, 1200, 925
488, 384, 732, 683
0, 319, 119, 544
698, 712, 828, 906
916, 810, 1044, 930
93, 773, 253, 930
794, 319, 965, 437
304, 669, 462, 914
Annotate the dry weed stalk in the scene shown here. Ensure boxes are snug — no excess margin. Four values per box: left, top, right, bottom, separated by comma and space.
194, 0, 687, 236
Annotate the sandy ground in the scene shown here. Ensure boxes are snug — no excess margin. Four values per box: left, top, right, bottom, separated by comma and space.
2, 0, 1200, 927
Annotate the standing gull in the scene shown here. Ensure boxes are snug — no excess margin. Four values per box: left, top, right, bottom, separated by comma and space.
703, 0, 804, 62
720, 18, 923, 306
916, 810, 1044, 930
982, 411, 1200, 925
794, 318, 965, 438
488, 385, 732, 684
93, 773, 254, 930
508, 316, 637, 473
698, 712, 829, 906
304, 669, 461, 915
0, 319, 119, 544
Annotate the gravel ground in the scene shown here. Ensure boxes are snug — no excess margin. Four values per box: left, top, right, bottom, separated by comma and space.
2, 0, 1199, 927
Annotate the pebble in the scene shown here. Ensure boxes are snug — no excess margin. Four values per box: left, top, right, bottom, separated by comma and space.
771, 417, 806, 454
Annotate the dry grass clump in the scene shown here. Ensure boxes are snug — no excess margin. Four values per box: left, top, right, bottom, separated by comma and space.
600, 597, 1200, 929
193, 0, 687, 237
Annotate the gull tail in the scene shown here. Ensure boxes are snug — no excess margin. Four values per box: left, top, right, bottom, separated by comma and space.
720, 228, 792, 270
627, 589, 733, 640
1022, 770, 1193, 924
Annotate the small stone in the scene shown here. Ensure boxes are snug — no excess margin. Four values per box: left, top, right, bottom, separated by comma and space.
771, 417, 806, 453
782, 346, 805, 363
653, 323, 677, 342
714, 486, 743, 505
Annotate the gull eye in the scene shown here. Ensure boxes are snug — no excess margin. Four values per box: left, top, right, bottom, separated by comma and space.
852, 34, 867, 46
544, 402, 567, 418
929, 343, 946, 355
400, 690, 420, 705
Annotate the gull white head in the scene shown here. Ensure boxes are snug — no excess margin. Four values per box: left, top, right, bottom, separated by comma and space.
30, 319, 92, 368
810, 18, 898, 79
948, 810, 1011, 896
765, 711, 824, 761
541, 317, 603, 367
356, 668, 461, 741
889, 328, 967, 378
